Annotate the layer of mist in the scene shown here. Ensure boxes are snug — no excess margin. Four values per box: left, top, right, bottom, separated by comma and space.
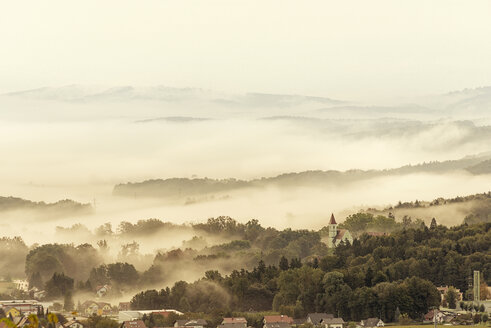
1, 84, 490, 248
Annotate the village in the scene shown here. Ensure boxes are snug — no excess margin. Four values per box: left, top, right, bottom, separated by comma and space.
0, 283, 489, 328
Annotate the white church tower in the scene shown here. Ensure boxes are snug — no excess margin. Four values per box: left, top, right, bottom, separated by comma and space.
328, 213, 338, 248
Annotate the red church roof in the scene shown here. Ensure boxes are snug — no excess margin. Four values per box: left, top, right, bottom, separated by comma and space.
329, 213, 337, 225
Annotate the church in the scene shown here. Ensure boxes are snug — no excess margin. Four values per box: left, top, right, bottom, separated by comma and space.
323, 213, 353, 248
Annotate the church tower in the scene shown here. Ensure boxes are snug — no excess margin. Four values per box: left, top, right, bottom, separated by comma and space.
328, 213, 338, 248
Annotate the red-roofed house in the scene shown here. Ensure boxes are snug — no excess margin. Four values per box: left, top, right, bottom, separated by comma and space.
220, 318, 247, 328
263, 316, 293, 324
122, 320, 147, 328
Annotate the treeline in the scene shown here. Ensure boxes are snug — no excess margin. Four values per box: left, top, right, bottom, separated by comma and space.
19, 217, 329, 300
0, 196, 92, 215
0, 237, 28, 278
112, 156, 491, 200
390, 191, 491, 209
130, 222, 490, 322
4, 214, 488, 323
17, 217, 491, 297
335, 212, 426, 236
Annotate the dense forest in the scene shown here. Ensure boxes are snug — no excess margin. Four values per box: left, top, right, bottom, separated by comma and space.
129, 222, 490, 322
0, 200, 489, 325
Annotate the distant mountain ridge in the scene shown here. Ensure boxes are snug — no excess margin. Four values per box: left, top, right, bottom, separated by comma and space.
3, 85, 343, 107
0, 196, 93, 217
113, 153, 491, 199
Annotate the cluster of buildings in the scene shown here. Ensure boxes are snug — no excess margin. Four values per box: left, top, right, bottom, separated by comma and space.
9, 280, 111, 303
0, 300, 43, 318
0, 297, 389, 328
120, 313, 384, 328
79, 301, 113, 316
423, 308, 481, 325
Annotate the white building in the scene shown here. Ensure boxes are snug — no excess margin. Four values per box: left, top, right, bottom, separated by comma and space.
13, 280, 29, 292
324, 214, 353, 248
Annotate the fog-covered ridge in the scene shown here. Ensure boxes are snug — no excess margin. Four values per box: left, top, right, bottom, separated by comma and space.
3, 85, 343, 108
113, 153, 491, 199
0, 195, 92, 215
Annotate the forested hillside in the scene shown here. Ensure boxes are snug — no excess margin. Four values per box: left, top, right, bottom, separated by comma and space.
0, 195, 488, 326
130, 222, 490, 322
113, 154, 491, 199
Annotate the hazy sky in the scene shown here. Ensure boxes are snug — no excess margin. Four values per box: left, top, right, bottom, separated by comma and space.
1, 1, 491, 100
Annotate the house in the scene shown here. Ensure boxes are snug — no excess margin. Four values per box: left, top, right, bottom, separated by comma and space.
98, 302, 113, 315
291, 319, 306, 326
220, 318, 247, 328
6, 307, 21, 318
263, 316, 293, 324
358, 319, 384, 328
0, 300, 43, 315
264, 323, 290, 328
81, 300, 112, 316
122, 320, 147, 328
424, 310, 444, 323
436, 286, 463, 303
263, 316, 293, 328
321, 318, 345, 328
306, 313, 334, 325
323, 214, 353, 248
174, 320, 207, 328
65, 319, 85, 328
96, 285, 111, 298
13, 280, 29, 292
81, 301, 99, 316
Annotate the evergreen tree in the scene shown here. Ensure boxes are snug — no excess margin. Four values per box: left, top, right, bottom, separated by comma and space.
445, 287, 458, 309
290, 258, 302, 269
364, 267, 374, 287
279, 256, 289, 271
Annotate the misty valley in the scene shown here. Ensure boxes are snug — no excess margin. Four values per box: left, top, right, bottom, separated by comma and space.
2, 3, 491, 328
0, 85, 490, 328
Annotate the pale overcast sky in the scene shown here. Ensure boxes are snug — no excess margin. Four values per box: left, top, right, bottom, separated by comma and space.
1, 0, 490, 100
